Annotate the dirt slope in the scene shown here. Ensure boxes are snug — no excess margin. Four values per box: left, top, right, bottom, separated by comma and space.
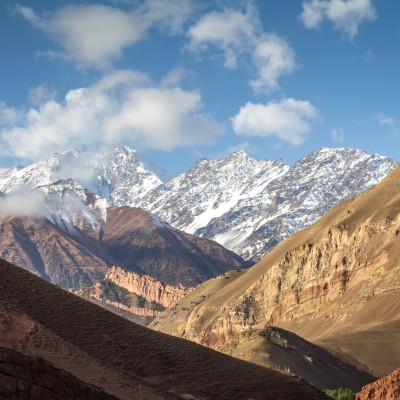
0, 258, 328, 400
151, 165, 400, 385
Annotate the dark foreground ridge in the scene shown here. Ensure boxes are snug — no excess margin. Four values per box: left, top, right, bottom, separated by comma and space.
0, 347, 118, 400
0, 258, 328, 400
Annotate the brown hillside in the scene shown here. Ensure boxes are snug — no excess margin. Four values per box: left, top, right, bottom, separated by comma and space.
0, 258, 329, 400
151, 165, 400, 386
0, 206, 248, 288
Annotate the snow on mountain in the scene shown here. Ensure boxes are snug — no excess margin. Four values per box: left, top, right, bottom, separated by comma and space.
135, 148, 398, 261
138, 149, 289, 235
39, 179, 109, 236
86, 146, 168, 206
0, 146, 397, 262
0, 146, 166, 237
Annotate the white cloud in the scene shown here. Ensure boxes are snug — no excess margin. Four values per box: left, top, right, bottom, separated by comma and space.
331, 128, 344, 143
231, 98, 318, 145
250, 34, 295, 92
160, 67, 187, 87
187, 4, 260, 68
187, 2, 295, 91
377, 114, 396, 127
299, 0, 377, 39
29, 85, 57, 106
102, 87, 217, 150
16, 1, 194, 69
0, 70, 218, 161
0, 188, 46, 218
0, 102, 20, 126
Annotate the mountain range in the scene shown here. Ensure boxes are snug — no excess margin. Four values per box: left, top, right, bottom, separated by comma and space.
0, 146, 396, 263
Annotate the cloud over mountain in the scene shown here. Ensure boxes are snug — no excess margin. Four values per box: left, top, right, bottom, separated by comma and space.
0, 70, 218, 161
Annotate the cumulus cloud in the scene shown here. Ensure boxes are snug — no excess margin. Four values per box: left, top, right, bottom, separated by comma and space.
102, 87, 217, 150
299, 0, 377, 39
250, 34, 295, 92
0, 188, 46, 218
187, 2, 295, 91
16, 1, 194, 69
331, 128, 344, 143
0, 70, 218, 161
231, 98, 318, 145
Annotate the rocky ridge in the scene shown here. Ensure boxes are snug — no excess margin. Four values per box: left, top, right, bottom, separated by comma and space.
356, 369, 400, 399
73, 266, 193, 324
105, 266, 193, 308
138, 148, 397, 260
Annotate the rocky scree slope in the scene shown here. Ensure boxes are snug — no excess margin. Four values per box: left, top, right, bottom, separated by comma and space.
356, 368, 400, 399
151, 165, 400, 379
0, 258, 330, 400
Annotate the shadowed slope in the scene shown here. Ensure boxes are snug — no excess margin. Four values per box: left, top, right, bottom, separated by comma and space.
0, 259, 328, 400
0, 347, 118, 400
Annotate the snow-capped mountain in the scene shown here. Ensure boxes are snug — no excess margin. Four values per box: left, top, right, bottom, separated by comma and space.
0, 146, 167, 201
136, 148, 398, 260
0, 146, 397, 262
86, 146, 169, 206
0, 146, 166, 236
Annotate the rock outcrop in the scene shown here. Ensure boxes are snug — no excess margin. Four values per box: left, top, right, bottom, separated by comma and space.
73, 266, 194, 324
357, 369, 400, 399
105, 266, 193, 308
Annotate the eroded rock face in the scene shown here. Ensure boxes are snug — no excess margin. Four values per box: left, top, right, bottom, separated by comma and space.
106, 266, 193, 308
0, 347, 117, 400
356, 369, 400, 399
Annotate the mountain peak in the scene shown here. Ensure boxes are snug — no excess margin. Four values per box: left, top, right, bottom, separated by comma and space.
60, 148, 81, 159
224, 149, 252, 162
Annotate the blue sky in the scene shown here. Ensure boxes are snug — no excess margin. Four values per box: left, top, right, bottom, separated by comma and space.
0, 0, 399, 175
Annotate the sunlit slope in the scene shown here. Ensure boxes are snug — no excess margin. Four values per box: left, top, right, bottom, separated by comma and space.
152, 165, 400, 378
